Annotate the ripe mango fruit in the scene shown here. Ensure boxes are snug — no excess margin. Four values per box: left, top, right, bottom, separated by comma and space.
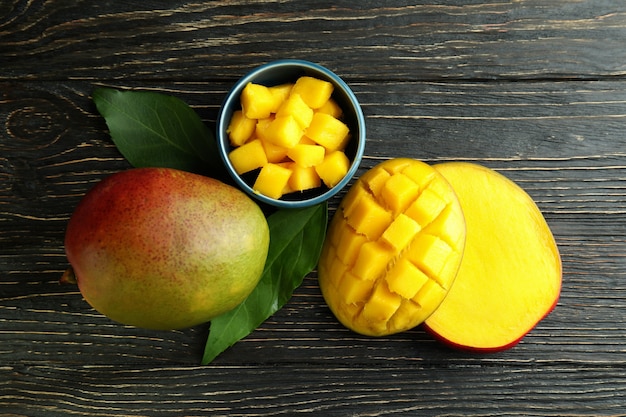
64, 168, 270, 330
318, 158, 466, 336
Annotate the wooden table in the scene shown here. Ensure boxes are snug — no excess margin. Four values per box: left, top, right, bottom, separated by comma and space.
2, 1, 625, 415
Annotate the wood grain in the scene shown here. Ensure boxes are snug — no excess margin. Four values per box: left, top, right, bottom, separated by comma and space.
2, 364, 625, 416
2, 0, 626, 415
1, 1, 626, 81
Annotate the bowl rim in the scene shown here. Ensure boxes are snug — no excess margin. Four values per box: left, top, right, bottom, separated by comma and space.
216, 59, 366, 209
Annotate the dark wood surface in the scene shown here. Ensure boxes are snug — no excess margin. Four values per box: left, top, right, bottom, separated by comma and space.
2, 1, 625, 415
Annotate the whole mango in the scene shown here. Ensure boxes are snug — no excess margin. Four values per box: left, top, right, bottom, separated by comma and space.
64, 167, 269, 330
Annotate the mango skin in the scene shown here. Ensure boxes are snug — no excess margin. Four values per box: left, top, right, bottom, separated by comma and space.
64, 167, 269, 330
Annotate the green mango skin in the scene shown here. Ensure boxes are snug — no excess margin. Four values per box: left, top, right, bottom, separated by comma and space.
65, 167, 270, 330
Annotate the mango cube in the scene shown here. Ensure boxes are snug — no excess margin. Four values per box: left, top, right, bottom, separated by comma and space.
315, 150, 350, 188
360, 281, 402, 325
344, 191, 393, 241
352, 241, 393, 281
228, 139, 267, 175
381, 173, 421, 214
306, 112, 350, 151
317, 98, 343, 118
287, 144, 325, 168
277, 93, 314, 128
298, 135, 317, 145
226, 110, 256, 147
261, 138, 288, 163
380, 213, 421, 253
288, 164, 321, 192
335, 220, 368, 267
254, 117, 273, 141
241, 83, 275, 119
291, 76, 334, 109
405, 187, 447, 228
407, 234, 453, 285
363, 167, 391, 197
338, 271, 373, 304
268, 83, 293, 106
385, 257, 429, 299
265, 115, 303, 148
253, 163, 292, 199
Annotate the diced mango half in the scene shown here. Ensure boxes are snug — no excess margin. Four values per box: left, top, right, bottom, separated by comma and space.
227, 76, 353, 200
318, 158, 466, 336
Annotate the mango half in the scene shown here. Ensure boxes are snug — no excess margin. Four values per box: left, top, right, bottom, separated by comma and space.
318, 158, 466, 336
64, 168, 270, 330
424, 162, 562, 351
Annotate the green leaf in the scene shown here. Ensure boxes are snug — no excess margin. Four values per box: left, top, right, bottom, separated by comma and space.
92, 87, 226, 179
202, 202, 328, 365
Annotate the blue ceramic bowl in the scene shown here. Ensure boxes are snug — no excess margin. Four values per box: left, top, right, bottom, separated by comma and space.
216, 59, 366, 209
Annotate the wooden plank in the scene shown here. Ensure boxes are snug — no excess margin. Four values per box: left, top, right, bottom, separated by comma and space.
2, 364, 624, 416
1, 1, 626, 81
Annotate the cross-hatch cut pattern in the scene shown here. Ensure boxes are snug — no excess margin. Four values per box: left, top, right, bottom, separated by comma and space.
319, 159, 465, 336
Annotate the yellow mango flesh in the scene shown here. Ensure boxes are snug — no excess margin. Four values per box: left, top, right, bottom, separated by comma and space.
252, 163, 292, 199
318, 158, 466, 336
228, 139, 267, 175
306, 112, 350, 152
241, 83, 276, 119
424, 162, 562, 351
317, 98, 343, 118
226, 110, 256, 147
291, 76, 334, 109
287, 144, 325, 168
277, 93, 314, 129
264, 115, 303, 149
315, 150, 350, 188
288, 164, 321, 192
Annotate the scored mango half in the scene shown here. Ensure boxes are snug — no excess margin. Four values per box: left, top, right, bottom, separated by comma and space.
318, 158, 466, 336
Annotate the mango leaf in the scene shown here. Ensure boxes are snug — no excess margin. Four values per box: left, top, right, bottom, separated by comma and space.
91, 87, 329, 365
92, 87, 227, 180
202, 202, 328, 365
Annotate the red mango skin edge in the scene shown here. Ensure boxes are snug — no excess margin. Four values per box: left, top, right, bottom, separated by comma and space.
421, 286, 562, 353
